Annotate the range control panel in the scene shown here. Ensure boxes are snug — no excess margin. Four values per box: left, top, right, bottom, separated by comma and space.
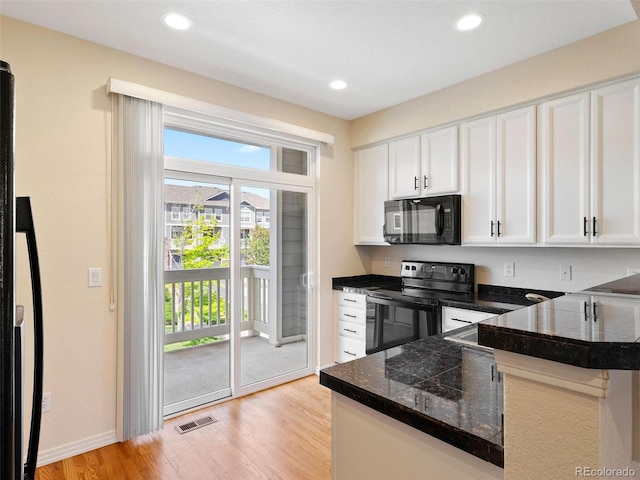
400, 260, 474, 291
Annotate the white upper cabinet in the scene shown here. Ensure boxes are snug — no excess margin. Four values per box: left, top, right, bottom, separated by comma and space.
542, 77, 640, 245
590, 78, 640, 244
496, 107, 537, 244
388, 127, 458, 199
388, 136, 421, 199
462, 106, 536, 245
421, 126, 459, 195
461, 116, 496, 244
540, 92, 590, 244
354, 143, 389, 245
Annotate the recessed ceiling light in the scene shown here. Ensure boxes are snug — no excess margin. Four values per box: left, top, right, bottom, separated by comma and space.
162, 12, 192, 30
330, 80, 348, 90
455, 13, 484, 31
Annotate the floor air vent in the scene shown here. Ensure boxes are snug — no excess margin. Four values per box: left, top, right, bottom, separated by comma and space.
176, 415, 217, 434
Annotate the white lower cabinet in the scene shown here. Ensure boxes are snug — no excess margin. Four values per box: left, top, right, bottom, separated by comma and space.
335, 291, 367, 362
442, 307, 496, 332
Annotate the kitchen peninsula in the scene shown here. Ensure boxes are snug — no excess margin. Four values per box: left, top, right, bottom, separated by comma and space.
320, 274, 640, 480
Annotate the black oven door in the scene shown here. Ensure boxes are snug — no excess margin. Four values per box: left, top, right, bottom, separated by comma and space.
366, 296, 438, 354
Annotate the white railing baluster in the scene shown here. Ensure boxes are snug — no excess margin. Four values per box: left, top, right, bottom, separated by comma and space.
164, 266, 270, 345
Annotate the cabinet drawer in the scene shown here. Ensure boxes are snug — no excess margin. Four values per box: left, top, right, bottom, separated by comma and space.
337, 336, 366, 363
338, 320, 366, 340
338, 305, 366, 324
337, 291, 366, 309
442, 307, 496, 332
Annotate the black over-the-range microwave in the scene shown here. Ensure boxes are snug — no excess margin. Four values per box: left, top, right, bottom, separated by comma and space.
383, 194, 461, 245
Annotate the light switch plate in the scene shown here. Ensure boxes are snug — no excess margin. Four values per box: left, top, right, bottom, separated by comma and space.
89, 268, 103, 287
560, 265, 572, 281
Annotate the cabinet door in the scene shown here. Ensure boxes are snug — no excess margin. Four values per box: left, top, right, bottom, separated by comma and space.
496, 106, 536, 244
421, 126, 458, 195
541, 93, 590, 244
388, 136, 421, 199
354, 144, 388, 244
591, 78, 640, 244
461, 116, 496, 244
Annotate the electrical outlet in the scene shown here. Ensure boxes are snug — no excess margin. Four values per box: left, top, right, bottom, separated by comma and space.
503, 262, 515, 277
560, 265, 572, 281
42, 392, 51, 412
627, 267, 640, 276
384, 257, 391, 268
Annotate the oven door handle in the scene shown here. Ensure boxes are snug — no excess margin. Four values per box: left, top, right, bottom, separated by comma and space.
366, 295, 437, 311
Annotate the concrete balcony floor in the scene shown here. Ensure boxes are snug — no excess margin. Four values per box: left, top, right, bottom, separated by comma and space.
164, 335, 307, 406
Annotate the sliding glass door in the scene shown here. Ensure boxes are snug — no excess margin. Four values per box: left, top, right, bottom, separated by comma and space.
239, 186, 309, 387
162, 128, 314, 416
163, 178, 233, 414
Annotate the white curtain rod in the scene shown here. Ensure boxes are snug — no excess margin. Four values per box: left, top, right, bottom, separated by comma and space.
106, 78, 335, 146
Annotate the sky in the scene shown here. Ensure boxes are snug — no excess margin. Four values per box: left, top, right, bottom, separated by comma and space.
164, 127, 270, 170
164, 127, 271, 199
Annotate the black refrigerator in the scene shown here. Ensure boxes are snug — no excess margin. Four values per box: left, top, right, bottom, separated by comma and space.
0, 61, 45, 480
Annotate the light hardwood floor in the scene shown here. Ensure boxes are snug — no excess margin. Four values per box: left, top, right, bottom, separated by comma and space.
35, 375, 331, 480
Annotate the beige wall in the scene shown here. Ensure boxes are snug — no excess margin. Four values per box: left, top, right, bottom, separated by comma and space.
0, 15, 362, 460
350, 20, 640, 148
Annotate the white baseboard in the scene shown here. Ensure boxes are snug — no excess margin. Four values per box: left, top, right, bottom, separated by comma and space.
36, 430, 118, 467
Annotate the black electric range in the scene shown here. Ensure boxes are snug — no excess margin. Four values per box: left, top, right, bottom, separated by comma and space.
363, 261, 475, 353
367, 260, 475, 305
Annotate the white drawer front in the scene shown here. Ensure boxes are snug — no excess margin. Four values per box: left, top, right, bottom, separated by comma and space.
338, 320, 366, 340
442, 307, 496, 332
338, 305, 366, 324
338, 291, 366, 309
337, 336, 366, 362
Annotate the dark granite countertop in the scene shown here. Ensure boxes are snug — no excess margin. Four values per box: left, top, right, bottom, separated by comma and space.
323, 273, 640, 468
478, 274, 640, 369
319, 335, 504, 467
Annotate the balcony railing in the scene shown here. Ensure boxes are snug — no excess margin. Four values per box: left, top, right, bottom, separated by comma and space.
164, 266, 270, 345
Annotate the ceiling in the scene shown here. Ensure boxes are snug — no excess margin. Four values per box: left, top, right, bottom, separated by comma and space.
1, 1, 638, 120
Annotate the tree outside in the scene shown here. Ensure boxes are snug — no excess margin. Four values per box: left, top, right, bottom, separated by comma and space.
165, 189, 271, 351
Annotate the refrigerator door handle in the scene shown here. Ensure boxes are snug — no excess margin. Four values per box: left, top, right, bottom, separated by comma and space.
16, 197, 43, 480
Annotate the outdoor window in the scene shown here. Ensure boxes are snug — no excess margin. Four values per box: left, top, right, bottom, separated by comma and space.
215, 208, 222, 221
204, 208, 213, 221
182, 207, 192, 220
171, 206, 180, 220
240, 208, 251, 224
163, 125, 311, 177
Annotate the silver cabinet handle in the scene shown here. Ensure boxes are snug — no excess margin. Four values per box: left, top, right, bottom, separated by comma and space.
343, 328, 357, 334
344, 313, 357, 318
343, 350, 356, 357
